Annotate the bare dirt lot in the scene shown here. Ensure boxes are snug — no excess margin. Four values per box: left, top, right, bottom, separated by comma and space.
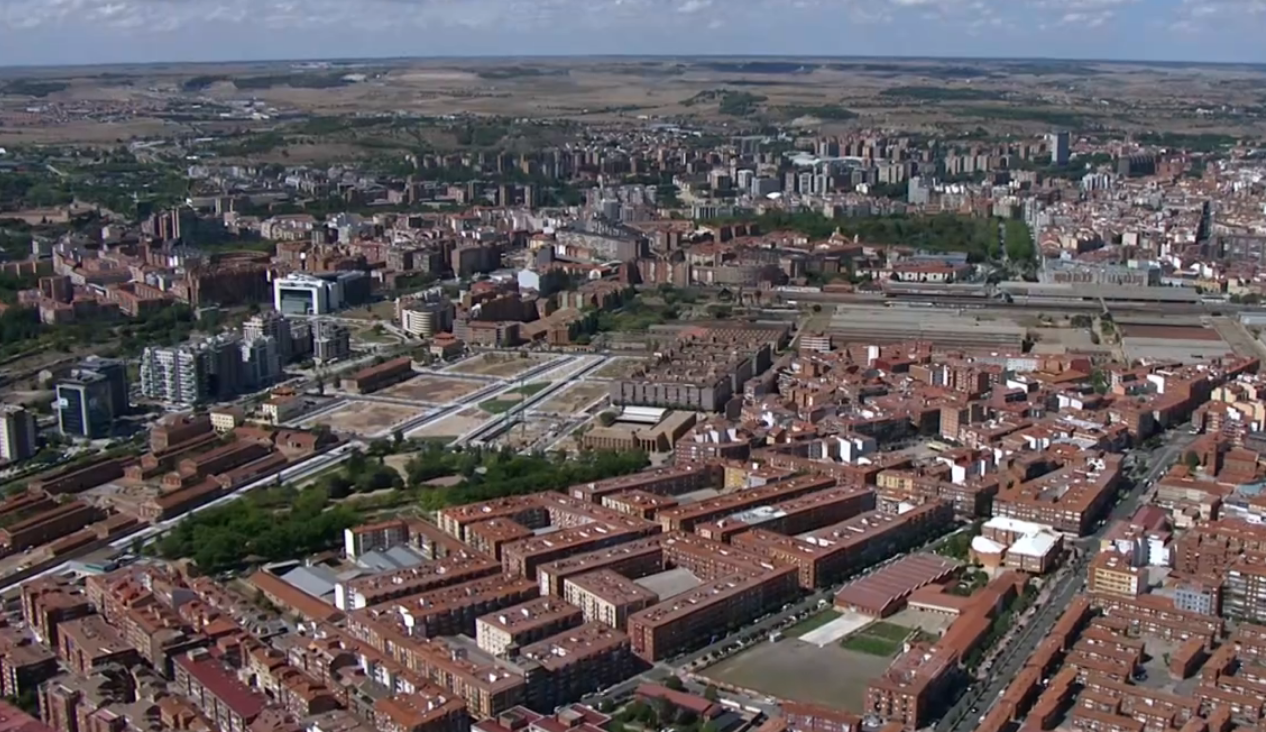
305, 401, 425, 436
378, 375, 488, 404
444, 353, 557, 379
590, 358, 648, 380
406, 407, 491, 440
703, 638, 892, 712
533, 382, 610, 415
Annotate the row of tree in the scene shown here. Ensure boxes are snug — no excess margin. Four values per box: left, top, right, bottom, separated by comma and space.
157, 444, 649, 572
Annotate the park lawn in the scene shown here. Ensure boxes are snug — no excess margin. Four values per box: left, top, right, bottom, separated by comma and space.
519, 381, 551, 396
839, 634, 903, 657
785, 610, 841, 638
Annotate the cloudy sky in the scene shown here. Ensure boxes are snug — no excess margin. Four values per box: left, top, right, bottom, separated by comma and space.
0, 0, 1263, 66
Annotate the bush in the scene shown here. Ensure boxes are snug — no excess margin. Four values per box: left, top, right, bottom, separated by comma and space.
410, 446, 649, 510
155, 485, 359, 573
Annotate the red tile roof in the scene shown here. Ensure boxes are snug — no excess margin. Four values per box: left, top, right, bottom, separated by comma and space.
175, 653, 267, 722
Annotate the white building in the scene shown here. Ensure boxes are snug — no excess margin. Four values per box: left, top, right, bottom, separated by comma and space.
139, 345, 206, 406
273, 273, 342, 316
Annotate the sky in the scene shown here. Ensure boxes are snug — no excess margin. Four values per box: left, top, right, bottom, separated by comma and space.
0, 0, 1265, 66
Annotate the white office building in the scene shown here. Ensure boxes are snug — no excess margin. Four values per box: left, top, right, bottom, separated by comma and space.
273, 273, 343, 316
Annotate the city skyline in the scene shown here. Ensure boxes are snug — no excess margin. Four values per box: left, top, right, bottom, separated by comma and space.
0, 0, 1264, 66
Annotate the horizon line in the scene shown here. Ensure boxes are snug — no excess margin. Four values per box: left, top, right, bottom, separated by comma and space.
3, 52, 1266, 73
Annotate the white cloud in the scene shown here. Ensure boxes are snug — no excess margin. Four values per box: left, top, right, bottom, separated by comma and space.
1176, 0, 1266, 28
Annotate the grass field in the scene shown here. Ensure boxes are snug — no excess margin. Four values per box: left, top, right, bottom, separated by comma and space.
786, 610, 841, 638
838, 622, 913, 656
865, 622, 914, 641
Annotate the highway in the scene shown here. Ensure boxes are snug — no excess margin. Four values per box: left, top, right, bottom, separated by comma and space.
935, 429, 1197, 732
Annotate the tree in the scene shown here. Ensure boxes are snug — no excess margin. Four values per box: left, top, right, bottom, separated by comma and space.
1185, 451, 1201, 470
345, 448, 367, 474
703, 684, 720, 702
663, 676, 685, 692
598, 411, 617, 427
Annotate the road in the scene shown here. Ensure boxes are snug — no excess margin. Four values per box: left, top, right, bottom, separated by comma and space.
936, 429, 1197, 732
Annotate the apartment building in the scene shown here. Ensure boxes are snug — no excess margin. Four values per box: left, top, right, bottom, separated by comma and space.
1088, 552, 1146, 598
56, 614, 140, 676
993, 453, 1123, 535
563, 570, 659, 631
1224, 556, 1266, 623
173, 649, 269, 732
625, 565, 797, 662
865, 645, 958, 732
0, 629, 57, 700
348, 575, 540, 649
657, 476, 837, 532
1174, 519, 1266, 577
344, 519, 411, 559
568, 464, 722, 504
373, 685, 468, 732
536, 537, 666, 597
733, 501, 955, 590
466, 519, 535, 560
475, 597, 583, 657
1089, 594, 1223, 644
601, 491, 681, 520
516, 623, 635, 712
21, 577, 92, 646
334, 550, 501, 610
438, 495, 551, 542
500, 518, 659, 578
694, 486, 876, 543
